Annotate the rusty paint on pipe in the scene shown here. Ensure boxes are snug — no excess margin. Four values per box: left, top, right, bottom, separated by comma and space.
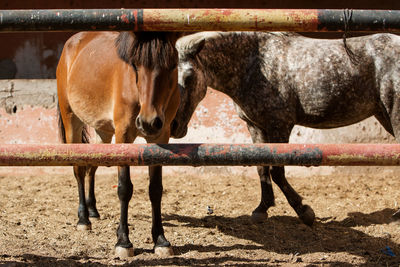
140, 9, 320, 32
0, 9, 399, 32
0, 144, 399, 166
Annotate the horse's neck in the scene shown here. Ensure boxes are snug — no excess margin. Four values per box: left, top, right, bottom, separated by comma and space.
198, 32, 261, 99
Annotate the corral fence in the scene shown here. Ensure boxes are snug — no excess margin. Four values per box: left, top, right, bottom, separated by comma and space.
0, 144, 400, 166
1, 8, 400, 167
0, 9, 400, 32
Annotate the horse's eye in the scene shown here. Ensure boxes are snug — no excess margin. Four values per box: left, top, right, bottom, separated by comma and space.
169, 64, 177, 71
182, 70, 194, 82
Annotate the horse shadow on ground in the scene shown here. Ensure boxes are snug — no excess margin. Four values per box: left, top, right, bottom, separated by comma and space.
1, 209, 398, 266
0, 253, 109, 267
0, 253, 293, 266
153, 208, 398, 266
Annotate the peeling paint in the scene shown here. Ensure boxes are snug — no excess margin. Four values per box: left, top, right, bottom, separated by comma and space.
0, 144, 399, 166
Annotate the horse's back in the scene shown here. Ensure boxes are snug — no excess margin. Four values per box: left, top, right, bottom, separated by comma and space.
253, 33, 391, 128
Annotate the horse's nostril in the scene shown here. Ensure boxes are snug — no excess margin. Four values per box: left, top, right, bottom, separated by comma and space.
135, 116, 142, 129
152, 117, 163, 131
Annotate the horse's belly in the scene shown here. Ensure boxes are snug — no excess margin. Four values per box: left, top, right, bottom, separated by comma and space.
298, 108, 375, 129
69, 96, 115, 133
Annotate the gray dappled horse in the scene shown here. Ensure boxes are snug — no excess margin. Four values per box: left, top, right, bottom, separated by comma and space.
172, 31, 400, 225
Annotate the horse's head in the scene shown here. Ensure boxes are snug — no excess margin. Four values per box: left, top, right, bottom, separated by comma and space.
117, 32, 181, 138
170, 33, 208, 138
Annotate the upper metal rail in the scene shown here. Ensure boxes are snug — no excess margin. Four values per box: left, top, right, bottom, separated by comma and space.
0, 9, 399, 32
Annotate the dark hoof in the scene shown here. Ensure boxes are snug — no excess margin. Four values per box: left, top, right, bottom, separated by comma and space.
298, 205, 315, 226
88, 208, 100, 219
251, 211, 268, 223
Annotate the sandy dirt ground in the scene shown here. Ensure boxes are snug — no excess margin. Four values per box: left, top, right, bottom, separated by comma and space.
0, 167, 400, 266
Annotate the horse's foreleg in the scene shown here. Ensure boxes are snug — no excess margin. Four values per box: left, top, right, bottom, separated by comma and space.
245, 123, 275, 223
148, 165, 173, 256
146, 131, 173, 256
270, 166, 315, 226
113, 122, 136, 258
251, 166, 275, 222
115, 165, 134, 257
247, 120, 315, 225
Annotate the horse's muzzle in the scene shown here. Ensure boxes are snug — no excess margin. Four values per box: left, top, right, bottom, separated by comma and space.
135, 115, 164, 137
170, 119, 188, 139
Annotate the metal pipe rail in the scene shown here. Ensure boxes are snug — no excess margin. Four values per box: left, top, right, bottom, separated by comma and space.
0, 9, 400, 32
0, 143, 400, 167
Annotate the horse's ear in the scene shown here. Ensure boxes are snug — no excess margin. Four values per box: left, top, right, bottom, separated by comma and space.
189, 38, 205, 57
177, 35, 205, 59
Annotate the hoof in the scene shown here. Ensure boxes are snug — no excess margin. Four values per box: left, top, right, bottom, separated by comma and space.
154, 246, 174, 257
77, 224, 92, 231
298, 205, 315, 226
115, 246, 134, 258
88, 209, 100, 219
251, 211, 268, 223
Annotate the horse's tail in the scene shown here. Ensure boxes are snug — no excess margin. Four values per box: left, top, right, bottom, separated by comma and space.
57, 102, 67, 143
81, 125, 90, 144
57, 102, 90, 144
342, 9, 360, 65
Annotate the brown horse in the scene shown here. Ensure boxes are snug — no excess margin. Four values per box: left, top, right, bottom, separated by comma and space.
57, 31, 181, 258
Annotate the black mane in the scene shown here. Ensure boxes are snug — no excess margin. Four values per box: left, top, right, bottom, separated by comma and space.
116, 32, 178, 69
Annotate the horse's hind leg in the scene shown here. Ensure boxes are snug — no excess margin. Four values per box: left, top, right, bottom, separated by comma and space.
85, 130, 113, 219
74, 165, 92, 230
86, 166, 99, 218
376, 102, 400, 219
59, 109, 92, 230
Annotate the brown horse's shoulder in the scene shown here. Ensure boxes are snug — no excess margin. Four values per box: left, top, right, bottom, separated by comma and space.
65, 32, 91, 51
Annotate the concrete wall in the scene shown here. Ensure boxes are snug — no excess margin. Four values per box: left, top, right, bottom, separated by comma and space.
0, 79, 398, 177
